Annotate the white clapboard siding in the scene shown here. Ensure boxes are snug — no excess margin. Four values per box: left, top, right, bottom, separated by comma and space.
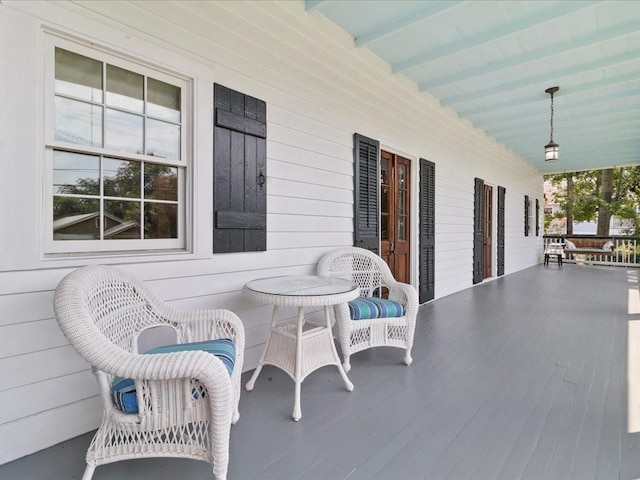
0, 0, 544, 464
0, 346, 90, 392
0, 370, 96, 425
0, 397, 102, 466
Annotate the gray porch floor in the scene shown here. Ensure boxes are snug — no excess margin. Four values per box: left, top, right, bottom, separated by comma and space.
3, 264, 640, 480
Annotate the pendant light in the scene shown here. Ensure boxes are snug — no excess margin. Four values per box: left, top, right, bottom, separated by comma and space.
544, 86, 559, 162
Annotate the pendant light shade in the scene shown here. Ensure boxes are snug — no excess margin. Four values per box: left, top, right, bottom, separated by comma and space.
545, 86, 559, 162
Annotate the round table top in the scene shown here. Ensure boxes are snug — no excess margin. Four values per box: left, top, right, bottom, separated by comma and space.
243, 275, 359, 306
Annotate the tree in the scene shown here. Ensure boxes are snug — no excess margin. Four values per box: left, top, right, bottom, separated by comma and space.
545, 166, 640, 236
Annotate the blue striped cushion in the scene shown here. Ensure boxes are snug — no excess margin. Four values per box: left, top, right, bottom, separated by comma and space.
111, 338, 236, 414
348, 297, 405, 320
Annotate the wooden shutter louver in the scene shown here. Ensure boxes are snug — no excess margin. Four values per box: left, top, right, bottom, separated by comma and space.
473, 178, 484, 285
535, 198, 540, 236
213, 84, 267, 253
419, 158, 435, 303
497, 186, 505, 277
353, 133, 380, 254
524, 195, 530, 236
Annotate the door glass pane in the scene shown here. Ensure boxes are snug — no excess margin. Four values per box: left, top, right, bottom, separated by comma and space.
106, 65, 144, 113
104, 158, 141, 198
55, 48, 102, 102
104, 200, 141, 239
53, 197, 100, 240
53, 150, 100, 195
105, 108, 143, 154
55, 97, 103, 147
148, 78, 181, 123
399, 190, 406, 215
398, 216, 406, 241
144, 164, 178, 201
144, 203, 178, 238
147, 119, 180, 160
398, 164, 406, 188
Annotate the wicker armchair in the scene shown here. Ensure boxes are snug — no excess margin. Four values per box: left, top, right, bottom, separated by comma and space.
317, 247, 418, 372
53, 265, 244, 480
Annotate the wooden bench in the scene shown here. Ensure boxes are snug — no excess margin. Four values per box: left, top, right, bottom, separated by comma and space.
564, 237, 614, 260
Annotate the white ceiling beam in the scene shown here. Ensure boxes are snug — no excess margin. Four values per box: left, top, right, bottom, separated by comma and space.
456, 71, 640, 117
418, 19, 640, 91
490, 113, 640, 137
392, 1, 598, 73
441, 48, 640, 107
464, 87, 640, 123
305, 0, 326, 12
354, 1, 462, 48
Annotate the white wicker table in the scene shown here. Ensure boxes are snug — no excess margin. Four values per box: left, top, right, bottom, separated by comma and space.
243, 275, 359, 421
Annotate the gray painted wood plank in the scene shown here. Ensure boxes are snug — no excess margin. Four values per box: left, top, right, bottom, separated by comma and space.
1, 264, 637, 480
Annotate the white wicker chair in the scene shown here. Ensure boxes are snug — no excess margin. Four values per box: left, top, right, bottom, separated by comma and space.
317, 247, 418, 372
53, 265, 244, 480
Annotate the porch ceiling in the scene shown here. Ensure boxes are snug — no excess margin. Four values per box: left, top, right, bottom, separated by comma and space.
305, 0, 640, 175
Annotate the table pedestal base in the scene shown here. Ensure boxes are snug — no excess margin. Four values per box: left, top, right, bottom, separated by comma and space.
246, 305, 353, 421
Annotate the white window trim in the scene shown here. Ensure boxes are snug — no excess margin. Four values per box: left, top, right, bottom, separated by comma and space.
42, 32, 194, 258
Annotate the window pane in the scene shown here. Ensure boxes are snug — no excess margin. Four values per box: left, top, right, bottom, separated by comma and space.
53, 197, 100, 240
106, 64, 144, 113
145, 164, 178, 201
148, 78, 181, 123
398, 216, 406, 241
399, 190, 406, 216
144, 203, 177, 239
399, 164, 406, 187
147, 119, 180, 160
104, 158, 141, 198
105, 108, 143, 154
55, 97, 103, 147
55, 48, 102, 102
104, 200, 141, 239
53, 151, 100, 195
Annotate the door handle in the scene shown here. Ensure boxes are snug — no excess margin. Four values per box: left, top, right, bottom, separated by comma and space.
390, 241, 395, 253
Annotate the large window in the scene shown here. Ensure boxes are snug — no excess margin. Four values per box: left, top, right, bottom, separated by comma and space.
45, 40, 189, 255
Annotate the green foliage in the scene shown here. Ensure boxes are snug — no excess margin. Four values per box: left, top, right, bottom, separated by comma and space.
544, 166, 640, 235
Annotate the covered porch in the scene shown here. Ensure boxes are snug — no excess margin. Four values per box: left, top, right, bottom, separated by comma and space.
3, 263, 639, 479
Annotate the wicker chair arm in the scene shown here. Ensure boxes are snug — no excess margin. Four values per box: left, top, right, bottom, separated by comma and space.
387, 281, 419, 313
102, 348, 232, 387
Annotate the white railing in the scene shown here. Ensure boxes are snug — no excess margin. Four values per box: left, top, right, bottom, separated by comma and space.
543, 235, 640, 267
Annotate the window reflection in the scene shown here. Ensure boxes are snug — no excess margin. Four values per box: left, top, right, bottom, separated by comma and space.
53, 197, 100, 240
105, 108, 144, 154
104, 200, 141, 239
104, 158, 141, 198
55, 48, 102, 102
106, 64, 144, 113
147, 119, 180, 159
144, 203, 177, 239
52, 48, 183, 244
55, 97, 103, 147
148, 78, 181, 123
145, 164, 178, 201
53, 151, 100, 195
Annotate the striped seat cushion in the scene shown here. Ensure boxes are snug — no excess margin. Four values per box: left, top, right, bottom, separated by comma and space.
111, 338, 236, 414
348, 297, 405, 320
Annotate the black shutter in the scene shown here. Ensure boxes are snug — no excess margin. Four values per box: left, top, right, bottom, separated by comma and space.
419, 158, 435, 303
473, 178, 484, 285
497, 186, 505, 277
524, 195, 530, 236
213, 84, 267, 253
535, 198, 540, 236
353, 133, 380, 254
